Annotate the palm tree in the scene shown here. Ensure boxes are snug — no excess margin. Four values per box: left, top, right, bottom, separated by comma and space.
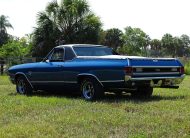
0, 15, 13, 75
104, 28, 123, 50
0, 15, 13, 33
150, 39, 161, 57
161, 33, 175, 57
32, 0, 102, 57
0, 15, 13, 46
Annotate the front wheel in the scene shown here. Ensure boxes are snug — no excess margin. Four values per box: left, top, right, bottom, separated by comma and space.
131, 86, 153, 98
16, 76, 33, 95
80, 78, 104, 101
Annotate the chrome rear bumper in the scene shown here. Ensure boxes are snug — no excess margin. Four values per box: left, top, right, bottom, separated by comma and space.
125, 74, 185, 87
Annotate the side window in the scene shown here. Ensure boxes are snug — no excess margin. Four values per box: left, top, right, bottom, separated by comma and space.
50, 48, 64, 62
65, 47, 75, 61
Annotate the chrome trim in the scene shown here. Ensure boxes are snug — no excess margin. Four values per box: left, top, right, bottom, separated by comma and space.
129, 74, 185, 81
132, 66, 181, 68
71, 46, 78, 57
127, 58, 130, 66
125, 74, 185, 87
62, 81, 77, 83
31, 81, 77, 84
100, 80, 124, 83
42, 48, 54, 62
129, 58, 176, 60
77, 73, 103, 86
133, 72, 180, 75
15, 72, 34, 89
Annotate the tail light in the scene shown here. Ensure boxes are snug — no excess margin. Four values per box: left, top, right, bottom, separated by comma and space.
125, 67, 133, 75
180, 66, 185, 74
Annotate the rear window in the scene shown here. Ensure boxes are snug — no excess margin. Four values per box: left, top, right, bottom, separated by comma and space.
73, 46, 115, 56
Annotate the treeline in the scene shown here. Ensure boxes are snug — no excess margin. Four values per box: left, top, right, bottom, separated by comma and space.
0, 0, 190, 59
102, 28, 190, 58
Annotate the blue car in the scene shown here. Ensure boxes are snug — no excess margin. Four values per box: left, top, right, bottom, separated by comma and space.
8, 44, 185, 100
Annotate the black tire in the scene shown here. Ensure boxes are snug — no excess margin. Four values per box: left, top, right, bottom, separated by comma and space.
131, 86, 153, 98
80, 78, 104, 101
114, 91, 123, 96
16, 76, 33, 95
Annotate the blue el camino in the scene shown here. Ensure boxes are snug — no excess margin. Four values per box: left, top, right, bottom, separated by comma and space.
8, 44, 185, 100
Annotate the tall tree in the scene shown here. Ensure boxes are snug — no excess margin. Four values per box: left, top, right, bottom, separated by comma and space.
180, 34, 190, 57
0, 15, 13, 46
121, 26, 150, 56
32, 13, 59, 57
173, 36, 183, 57
161, 34, 190, 57
161, 34, 175, 57
150, 39, 161, 57
98, 29, 106, 45
104, 28, 123, 50
32, 0, 102, 57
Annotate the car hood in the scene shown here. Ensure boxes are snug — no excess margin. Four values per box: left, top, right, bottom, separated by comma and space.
8, 62, 39, 71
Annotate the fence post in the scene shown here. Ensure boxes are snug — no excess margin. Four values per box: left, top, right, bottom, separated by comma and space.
0, 64, 3, 75
0, 59, 5, 75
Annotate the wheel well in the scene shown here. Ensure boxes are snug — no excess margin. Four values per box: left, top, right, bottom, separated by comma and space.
77, 75, 103, 87
15, 73, 33, 89
15, 74, 24, 82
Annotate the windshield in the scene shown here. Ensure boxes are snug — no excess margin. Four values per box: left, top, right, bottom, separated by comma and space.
73, 46, 118, 56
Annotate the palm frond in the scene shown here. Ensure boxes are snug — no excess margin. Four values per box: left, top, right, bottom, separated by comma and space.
0, 15, 13, 31
46, 0, 58, 17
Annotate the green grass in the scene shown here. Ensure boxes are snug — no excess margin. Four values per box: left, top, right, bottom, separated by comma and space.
0, 76, 190, 137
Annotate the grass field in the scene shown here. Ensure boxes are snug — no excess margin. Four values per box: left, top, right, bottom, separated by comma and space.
0, 76, 190, 138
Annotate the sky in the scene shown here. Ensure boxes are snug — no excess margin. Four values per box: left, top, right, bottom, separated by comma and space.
0, 0, 190, 39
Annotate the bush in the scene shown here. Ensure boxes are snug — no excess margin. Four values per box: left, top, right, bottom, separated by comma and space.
185, 61, 190, 75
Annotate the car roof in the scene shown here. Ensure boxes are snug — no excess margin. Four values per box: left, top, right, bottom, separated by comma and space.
55, 44, 106, 48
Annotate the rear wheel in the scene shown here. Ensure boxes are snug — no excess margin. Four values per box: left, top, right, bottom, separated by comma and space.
114, 91, 123, 96
80, 78, 104, 101
16, 76, 33, 95
131, 86, 153, 98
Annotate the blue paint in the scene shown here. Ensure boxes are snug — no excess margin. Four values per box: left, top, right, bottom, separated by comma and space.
8, 44, 184, 91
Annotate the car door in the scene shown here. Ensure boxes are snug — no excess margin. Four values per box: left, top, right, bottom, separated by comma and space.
30, 48, 65, 85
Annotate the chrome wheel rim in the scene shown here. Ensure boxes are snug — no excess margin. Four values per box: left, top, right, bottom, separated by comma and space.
82, 81, 94, 100
17, 79, 26, 94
